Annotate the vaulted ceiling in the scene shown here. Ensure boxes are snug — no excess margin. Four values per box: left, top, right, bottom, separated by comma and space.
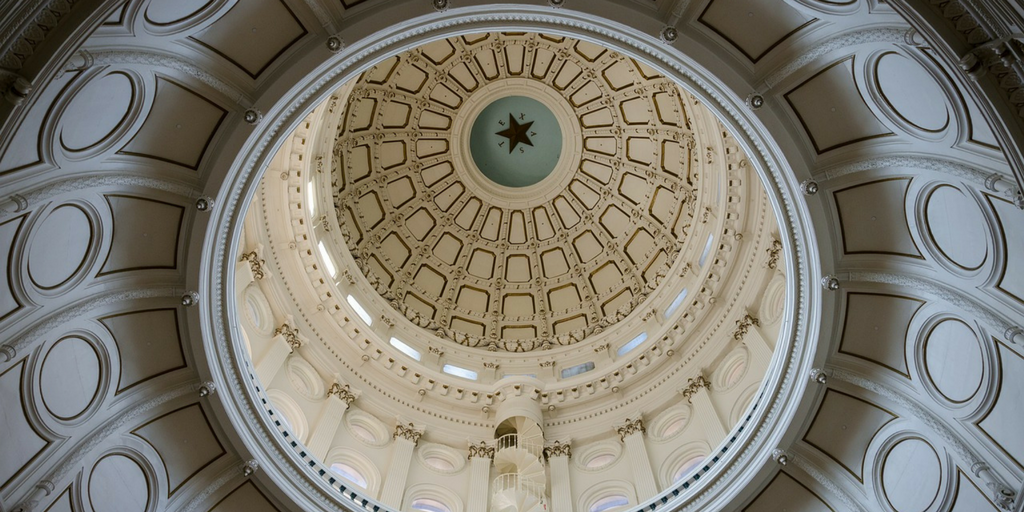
0, 1, 1022, 512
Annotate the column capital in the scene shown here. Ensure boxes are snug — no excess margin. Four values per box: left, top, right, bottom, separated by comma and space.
327, 382, 358, 405
239, 248, 267, 280
394, 421, 424, 444
678, 375, 711, 404
766, 238, 782, 269
467, 440, 495, 459
615, 417, 645, 441
274, 323, 303, 351
543, 439, 572, 460
732, 314, 760, 340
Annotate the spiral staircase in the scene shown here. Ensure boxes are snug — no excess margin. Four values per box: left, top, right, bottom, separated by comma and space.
491, 417, 548, 512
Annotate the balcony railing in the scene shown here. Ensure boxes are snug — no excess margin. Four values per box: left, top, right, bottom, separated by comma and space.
495, 432, 543, 458
492, 472, 547, 499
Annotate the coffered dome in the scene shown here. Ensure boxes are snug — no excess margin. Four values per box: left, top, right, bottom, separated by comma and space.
330, 32, 713, 352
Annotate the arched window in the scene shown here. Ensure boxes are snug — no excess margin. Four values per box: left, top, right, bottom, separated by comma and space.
411, 498, 452, 512
672, 455, 706, 483
329, 462, 367, 488
590, 494, 630, 512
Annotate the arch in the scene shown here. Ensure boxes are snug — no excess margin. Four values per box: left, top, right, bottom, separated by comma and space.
344, 408, 390, 447
648, 405, 693, 441
286, 356, 325, 400
728, 383, 760, 426
578, 481, 637, 512
241, 282, 275, 337
713, 346, 749, 392
266, 389, 308, 444
417, 442, 466, 474
405, 483, 463, 512
324, 447, 380, 497
659, 441, 711, 489
574, 440, 623, 472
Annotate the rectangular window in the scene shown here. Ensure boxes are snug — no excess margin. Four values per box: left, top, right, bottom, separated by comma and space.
346, 294, 372, 325
307, 186, 316, 216
319, 241, 337, 277
616, 332, 648, 357
500, 373, 538, 379
442, 364, 478, 380
698, 234, 714, 267
389, 337, 420, 361
560, 361, 595, 379
665, 288, 689, 318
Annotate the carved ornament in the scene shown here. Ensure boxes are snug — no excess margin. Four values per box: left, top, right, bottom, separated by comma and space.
680, 375, 711, 404
394, 422, 424, 444
615, 417, 645, 441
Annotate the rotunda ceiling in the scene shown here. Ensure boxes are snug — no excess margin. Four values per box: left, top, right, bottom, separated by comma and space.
331, 32, 705, 352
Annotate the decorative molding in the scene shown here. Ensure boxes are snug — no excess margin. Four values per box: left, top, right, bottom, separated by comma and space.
615, 417, 646, 441
181, 463, 246, 512
6, 287, 181, 355
818, 155, 1006, 186
764, 26, 906, 88
789, 448, 869, 512
0, 0, 80, 72
13, 380, 198, 509
849, 271, 1020, 337
0, 175, 199, 223
833, 364, 1018, 508
829, 366, 1014, 490
679, 375, 711, 404
89, 49, 249, 105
